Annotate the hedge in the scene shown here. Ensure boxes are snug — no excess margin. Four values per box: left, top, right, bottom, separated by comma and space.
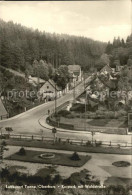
47, 117, 74, 130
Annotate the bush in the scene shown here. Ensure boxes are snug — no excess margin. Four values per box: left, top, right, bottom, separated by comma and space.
95, 141, 102, 147
66, 114, 76, 119
70, 103, 85, 113
86, 141, 92, 146
70, 152, 80, 161
105, 111, 115, 119
1, 141, 6, 146
18, 147, 26, 155
47, 117, 74, 130
57, 110, 71, 117
116, 110, 127, 118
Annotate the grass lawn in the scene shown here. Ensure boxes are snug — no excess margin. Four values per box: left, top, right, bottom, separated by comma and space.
88, 119, 127, 128
88, 119, 110, 126
61, 117, 126, 128
57, 117, 127, 134
5, 149, 91, 167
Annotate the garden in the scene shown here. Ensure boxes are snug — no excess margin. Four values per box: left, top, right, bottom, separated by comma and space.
48, 101, 127, 134
5, 147, 91, 167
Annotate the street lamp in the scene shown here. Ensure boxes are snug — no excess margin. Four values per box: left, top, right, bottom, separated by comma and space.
91, 131, 95, 145
52, 127, 57, 143
54, 71, 61, 114
84, 90, 89, 131
55, 83, 57, 114
71, 75, 76, 103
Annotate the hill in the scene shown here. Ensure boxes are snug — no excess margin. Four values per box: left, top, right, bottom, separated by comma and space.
0, 19, 106, 73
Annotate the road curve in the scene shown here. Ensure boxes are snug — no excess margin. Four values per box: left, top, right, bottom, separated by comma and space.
0, 78, 131, 144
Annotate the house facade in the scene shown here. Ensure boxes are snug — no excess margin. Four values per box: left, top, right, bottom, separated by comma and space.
0, 98, 8, 120
68, 65, 82, 86
100, 64, 113, 74
116, 65, 124, 72
39, 79, 62, 101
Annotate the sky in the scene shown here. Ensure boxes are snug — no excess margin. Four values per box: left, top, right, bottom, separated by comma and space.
0, 1, 131, 42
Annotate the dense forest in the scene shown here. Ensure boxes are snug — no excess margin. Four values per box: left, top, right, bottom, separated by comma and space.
0, 19, 106, 74
105, 35, 132, 68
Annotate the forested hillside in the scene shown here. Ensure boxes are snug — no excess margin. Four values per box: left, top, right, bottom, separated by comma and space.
0, 19, 106, 73
105, 35, 132, 67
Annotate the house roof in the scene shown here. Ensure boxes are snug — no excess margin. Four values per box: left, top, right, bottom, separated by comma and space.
88, 99, 98, 107
68, 65, 81, 72
48, 79, 61, 91
29, 76, 45, 85
0, 98, 7, 116
100, 64, 113, 73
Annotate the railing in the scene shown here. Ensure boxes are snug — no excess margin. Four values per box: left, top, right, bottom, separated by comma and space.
74, 125, 127, 135
0, 114, 8, 120
1, 133, 132, 148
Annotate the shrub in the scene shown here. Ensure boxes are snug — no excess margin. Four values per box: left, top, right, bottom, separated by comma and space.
106, 111, 115, 119
70, 152, 80, 161
116, 110, 127, 118
66, 114, 75, 119
70, 103, 85, 113
95, 141, 102, 147
86, 141, 92, 146
18, 147, 26, 155
57, 110, 71, 117
1, 141, 6, 146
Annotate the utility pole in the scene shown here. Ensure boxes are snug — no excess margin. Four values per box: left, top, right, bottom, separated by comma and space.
73, 80, 76, 103
84, 91, 87, 131
84, 73, 86, 91
131, 0, 132, 35
55, 83, 57, 114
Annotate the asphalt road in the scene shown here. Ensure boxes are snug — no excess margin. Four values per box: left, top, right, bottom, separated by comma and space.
0, 77, 131, 145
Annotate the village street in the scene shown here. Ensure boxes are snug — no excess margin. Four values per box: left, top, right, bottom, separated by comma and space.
0, 76, 131, 145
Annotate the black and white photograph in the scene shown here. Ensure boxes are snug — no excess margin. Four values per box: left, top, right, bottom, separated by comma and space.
0, 0, 132, 195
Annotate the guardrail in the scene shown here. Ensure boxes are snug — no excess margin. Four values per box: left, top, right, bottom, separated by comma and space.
1, 133, 132, 148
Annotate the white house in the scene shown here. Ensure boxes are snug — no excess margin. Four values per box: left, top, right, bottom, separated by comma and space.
39, 79, 62, 101
68, 65, 82, 85
28, 75, 45, 87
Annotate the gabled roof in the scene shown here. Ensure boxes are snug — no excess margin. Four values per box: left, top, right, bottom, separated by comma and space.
28, 76, 45, 86
0, 98, 7, 116
48, 79, 61, 91
100, 64, 113, 73
41, 79, 61, 91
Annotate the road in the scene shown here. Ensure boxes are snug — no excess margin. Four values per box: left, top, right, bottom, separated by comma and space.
0, 77, 131, 144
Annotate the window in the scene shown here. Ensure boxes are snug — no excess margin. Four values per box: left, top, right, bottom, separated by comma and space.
47, 86, 49, 89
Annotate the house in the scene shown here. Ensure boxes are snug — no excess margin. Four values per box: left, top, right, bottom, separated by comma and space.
100, 64, 113, 75
39, 79, 62, 101
28, 75, 45, 87
68, 65, 82, 85
116, 65, 124, 72
0, 98, 8, 120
